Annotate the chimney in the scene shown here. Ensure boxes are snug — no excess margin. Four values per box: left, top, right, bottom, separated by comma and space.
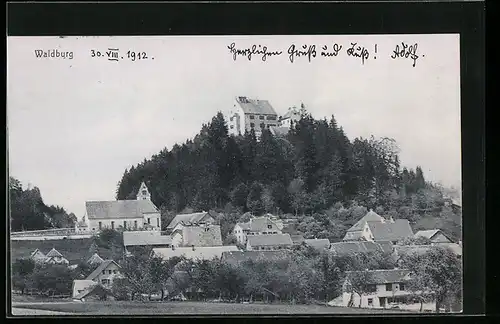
172, 245, 175, 250
192, 245, 195, 251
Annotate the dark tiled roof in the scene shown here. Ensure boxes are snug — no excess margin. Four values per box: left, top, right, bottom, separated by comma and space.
166, 212, 214, 229
181, 225, 223, 247
346, 269, 411, 285
367, 219, 414, 241
85, 200, 159, 220
221, 250, 291, 265
330, 241, 394, 254
46, 248, 63, 257
290, 234, 305, 244
414, 229, 440, 239
347, 210, 385, 232
153, 246, 239, 261
87, 253, 104, 265
304, 238, 331, 250
86, 260, 120, 281
123, 231, 173, 247
235, 97, 277, 115
247, 234, 293, 247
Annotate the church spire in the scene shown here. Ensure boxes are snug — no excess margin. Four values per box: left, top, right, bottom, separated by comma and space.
136, 181, 151, 201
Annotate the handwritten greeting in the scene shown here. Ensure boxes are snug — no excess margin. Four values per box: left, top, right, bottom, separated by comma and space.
227, 41, 423, 67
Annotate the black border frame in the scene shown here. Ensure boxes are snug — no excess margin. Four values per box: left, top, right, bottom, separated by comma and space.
6, 0, 485, 318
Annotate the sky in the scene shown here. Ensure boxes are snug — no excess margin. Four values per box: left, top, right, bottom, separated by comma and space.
7, 35, 461, 218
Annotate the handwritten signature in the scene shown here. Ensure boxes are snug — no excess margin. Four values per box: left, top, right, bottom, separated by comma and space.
391, 42, 420, 67
346, 43, 369, 65
227, 42, 283, 62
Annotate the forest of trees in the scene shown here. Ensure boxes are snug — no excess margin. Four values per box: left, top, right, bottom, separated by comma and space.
9, 177, 77, 232
116, 109, 461, 242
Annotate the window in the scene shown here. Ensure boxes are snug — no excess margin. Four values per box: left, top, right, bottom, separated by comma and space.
113, 270, 117, 274
259, 115, 264, 120
101, 279, 110, 285
111, 221, 115, 229
249, 115, 255, 119
123, 221, 127, 229
230, 125, 234, 129
134, 221, 137, 229
92, 228, 95, 231
266, 116, 277, 120
385, 283, 392, 291
399, 283, 405, 291
157, 218, 160, 227
108, 270, 112, 274
250, 122, 255, 128
267, 225, 272, 229
99, 222, 102, 230
205, 227, 210, 232
102, 270, 106, 275
148, 218, 151, 224
367, 298, 373, 306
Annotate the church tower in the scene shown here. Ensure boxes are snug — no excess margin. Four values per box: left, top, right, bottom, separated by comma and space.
136, 182, 151, 201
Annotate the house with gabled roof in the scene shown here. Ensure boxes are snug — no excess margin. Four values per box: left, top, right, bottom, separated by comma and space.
86, 260, 123, 288
233, 215, 283, 245
343, 210, 413, 244
246, 233, 293, 251
170, 224, 222, 247
85, 182, 161, 232
329, 269, 436, 311
29, 249, 47, 264
44, 248, 69, 265
87, 253, 104, 266
278, 106, 301, 129
166, 211, 215, 232
72, 281, 114, 301
304, 238, 331, 251
226, 96, 279, 140
330, 241, 394, 255
414, 229, 453, 244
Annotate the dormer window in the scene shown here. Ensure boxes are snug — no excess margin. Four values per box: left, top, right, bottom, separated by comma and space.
142, 190, 147, 195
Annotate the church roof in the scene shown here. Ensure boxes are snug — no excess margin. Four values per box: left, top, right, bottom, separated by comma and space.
85, 200, 158, 220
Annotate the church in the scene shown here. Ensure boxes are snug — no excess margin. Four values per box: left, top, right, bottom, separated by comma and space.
77, 182, 161, 232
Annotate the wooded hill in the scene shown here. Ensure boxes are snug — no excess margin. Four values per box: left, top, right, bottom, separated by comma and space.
9, 177, 77, 232
116, 108, 462, 243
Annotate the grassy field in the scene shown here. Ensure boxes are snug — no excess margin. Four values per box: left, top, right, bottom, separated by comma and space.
10, 238, 114, 264
11, 301, 413, 315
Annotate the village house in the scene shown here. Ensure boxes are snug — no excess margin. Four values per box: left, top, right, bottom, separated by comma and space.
84, 182, 161, 232
278, 106, 301, 129
166, 211, 215, 232
85, 260, 123, 288
246, 233, 293, 251
414, 229, 453, 244
29, 248, 47, 264
123, 230, 172, 253
30, 248, 70, 265
233, 215, 283, 245
343, 210, 414, 244
226, 96, 279, 140
171, 224, 223, 247
330, 241, 394, 255
152, 245, 240, 262
72, 280, 97, 299
72, 281, 114, 301
330, 269, 436, 312
303, 238, 331, 251
44, 248, 70, 265
87, 253, 104, 266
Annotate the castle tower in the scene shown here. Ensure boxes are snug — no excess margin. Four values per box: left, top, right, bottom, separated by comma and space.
136, 182, 151, 201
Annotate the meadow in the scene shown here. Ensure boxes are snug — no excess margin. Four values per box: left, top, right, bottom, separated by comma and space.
11, 301, 413, 315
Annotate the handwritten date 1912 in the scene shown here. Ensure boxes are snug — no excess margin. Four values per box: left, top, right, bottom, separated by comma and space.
391, 42, 420, 67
